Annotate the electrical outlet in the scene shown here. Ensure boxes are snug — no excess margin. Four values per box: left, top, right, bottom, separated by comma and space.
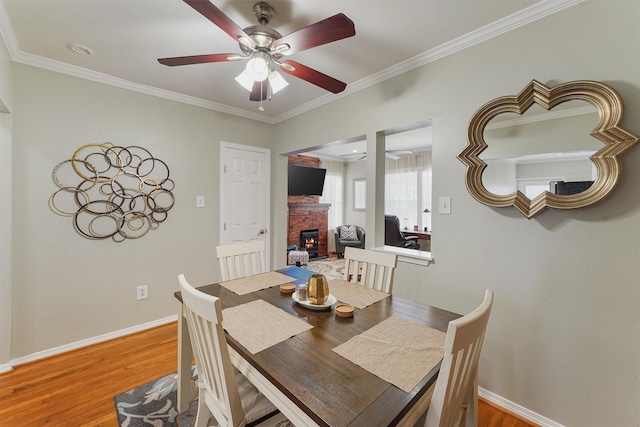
137, 285, 148, 300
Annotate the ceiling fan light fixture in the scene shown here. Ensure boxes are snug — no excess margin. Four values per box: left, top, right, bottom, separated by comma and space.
245, 52, 269, 82
234, 70, 254, 91
268, 70, 288, 94
158, 1, 356, 105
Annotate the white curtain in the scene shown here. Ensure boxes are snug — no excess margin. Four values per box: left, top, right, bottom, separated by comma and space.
320, 160, 345, 229
385, 152, 432, 231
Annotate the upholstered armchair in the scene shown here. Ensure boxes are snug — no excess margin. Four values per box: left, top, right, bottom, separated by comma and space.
384, 215, 420, 250
334, 225, 366, 258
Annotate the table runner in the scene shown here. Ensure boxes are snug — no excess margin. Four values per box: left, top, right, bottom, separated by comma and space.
222, 299, 313, 354
327, 278, 389, 309
332, 316, 446, 392
219, 271, 293, 295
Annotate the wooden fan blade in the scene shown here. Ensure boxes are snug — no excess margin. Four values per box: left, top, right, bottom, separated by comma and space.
250, 80, 269, 101
274, 13, 355, 55
280, 60, 347, 94
183, 0, 255, 49
158, 53, 242, 66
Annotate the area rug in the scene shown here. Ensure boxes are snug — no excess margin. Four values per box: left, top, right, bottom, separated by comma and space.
114, 366, 292, 427
114, 366, 199, 427
303, 257, 345, 279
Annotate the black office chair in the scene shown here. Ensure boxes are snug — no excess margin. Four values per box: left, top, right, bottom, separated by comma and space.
384, 215, 420, 250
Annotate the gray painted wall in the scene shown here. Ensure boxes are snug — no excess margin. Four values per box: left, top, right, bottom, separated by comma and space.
0, 33, 13, 368
10, 64, 272, 357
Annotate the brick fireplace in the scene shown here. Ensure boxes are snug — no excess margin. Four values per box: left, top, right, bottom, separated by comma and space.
287, 155, 330, 258
287, 203, 330, 258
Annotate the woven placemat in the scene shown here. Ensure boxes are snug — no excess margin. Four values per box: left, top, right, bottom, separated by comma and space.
219, 271, 294, 295
333, 316, 446, 392
222, 299, 313, 354
327, 279, 390, 309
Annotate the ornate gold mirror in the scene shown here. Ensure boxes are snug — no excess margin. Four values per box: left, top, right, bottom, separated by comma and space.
458, 80, 639, 218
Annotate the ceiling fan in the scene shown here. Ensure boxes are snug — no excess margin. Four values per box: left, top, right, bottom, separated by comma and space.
158, 0, 356, 106
341, 150, 413, 161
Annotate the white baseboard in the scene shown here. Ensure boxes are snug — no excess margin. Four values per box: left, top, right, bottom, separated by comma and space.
6, 315, 178, 370
479, 387, 565, 427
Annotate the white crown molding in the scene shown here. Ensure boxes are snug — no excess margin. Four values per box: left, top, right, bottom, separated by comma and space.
11, 48, 275, 123
0, 0, 18, 59
0, 0, 584, 123
273, 0, 585, 122
486, 105, 596, 130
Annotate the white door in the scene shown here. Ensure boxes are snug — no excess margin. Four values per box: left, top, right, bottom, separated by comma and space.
220, 142, 270, 265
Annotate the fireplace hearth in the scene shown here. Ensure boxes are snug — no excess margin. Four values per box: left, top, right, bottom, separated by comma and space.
300, 229, 319, 258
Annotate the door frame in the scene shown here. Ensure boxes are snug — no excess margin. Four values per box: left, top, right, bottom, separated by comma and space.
219, 141, 271, 268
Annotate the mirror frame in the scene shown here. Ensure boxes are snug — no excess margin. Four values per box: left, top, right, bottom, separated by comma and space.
458, 79, 639, 218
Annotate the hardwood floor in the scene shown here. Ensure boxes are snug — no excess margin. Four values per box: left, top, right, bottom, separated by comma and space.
0, 322, 537, 427
0, 323, 179, 427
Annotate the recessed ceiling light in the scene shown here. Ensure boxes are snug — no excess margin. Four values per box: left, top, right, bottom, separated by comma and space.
67, 43, 93, 55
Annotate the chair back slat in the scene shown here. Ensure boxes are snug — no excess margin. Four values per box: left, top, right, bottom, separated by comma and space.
216, 241, 266, 281
178, 274, 245, 427
426, 289, 493, 427
343, 247, 398, 293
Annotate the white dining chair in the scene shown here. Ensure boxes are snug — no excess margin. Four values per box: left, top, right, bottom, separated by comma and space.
216, 241, 266, 281
342, 247, 398, 293
402, 289, 494, 427
177, 274, 288, 427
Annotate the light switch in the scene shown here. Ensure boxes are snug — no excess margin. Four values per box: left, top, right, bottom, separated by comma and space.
196, 195, 205, 208
439, 196, 451, 214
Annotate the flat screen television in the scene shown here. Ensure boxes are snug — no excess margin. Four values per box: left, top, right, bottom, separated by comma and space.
552, 180, 594, 195
288, 163, 326, 196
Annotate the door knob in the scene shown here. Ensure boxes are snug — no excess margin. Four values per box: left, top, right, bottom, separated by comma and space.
258, 229, 267, 235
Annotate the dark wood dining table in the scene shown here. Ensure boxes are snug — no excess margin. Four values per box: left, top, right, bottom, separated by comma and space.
174, 266, 460, 426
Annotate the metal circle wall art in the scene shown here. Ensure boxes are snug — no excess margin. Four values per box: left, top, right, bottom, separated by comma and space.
50, 143, 175, 242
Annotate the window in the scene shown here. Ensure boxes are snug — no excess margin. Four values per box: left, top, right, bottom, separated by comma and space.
385, 152, 432, 231
320, 160, 345, 228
